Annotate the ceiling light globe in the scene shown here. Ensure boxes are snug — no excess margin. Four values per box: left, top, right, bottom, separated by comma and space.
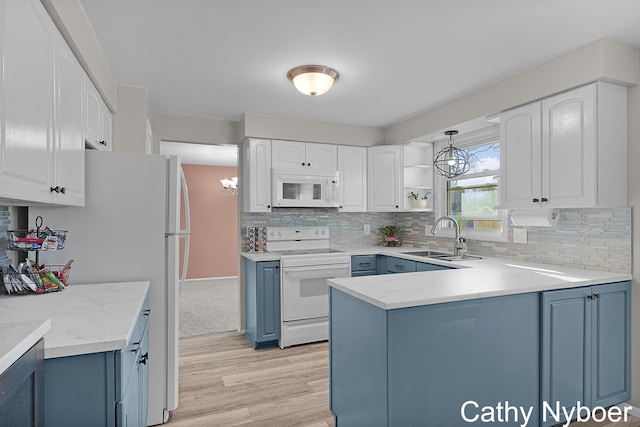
288, 65, 339, 96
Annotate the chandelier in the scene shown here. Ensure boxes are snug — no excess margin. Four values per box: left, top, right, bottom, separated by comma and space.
433, 130, 471, 178
220, 177, 238, 196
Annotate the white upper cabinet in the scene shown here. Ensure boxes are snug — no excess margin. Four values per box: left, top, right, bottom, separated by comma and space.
53, 30, 85, 206
500, 82, 627, 209
0, 0, 85, 205
84, 76, 112, 151
271, 140, 337, 172
337, 145, 366, 212
243, 138, 272, 212
367, 145, 402, 212
0, 0, 54, 203
500, 102, 541, 208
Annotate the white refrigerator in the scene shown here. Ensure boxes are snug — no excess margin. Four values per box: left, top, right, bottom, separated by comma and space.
29, 149, 190, 425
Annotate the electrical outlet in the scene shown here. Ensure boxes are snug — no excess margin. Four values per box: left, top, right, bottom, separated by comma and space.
363, 224, 370, 235
513, 228, 528, 244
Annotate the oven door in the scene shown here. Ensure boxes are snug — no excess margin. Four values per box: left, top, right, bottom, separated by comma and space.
281, 263, 350, 321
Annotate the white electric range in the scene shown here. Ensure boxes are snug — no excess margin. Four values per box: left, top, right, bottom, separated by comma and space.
267, 226, 350, 348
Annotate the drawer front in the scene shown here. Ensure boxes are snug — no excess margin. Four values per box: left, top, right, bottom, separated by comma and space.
351, 255, 377, 273
385, 257, 416, 274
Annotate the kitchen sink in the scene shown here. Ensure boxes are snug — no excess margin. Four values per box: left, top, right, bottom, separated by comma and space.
428, 254, 483, 262
400, 250, 451, 258
400, 250, 482, 262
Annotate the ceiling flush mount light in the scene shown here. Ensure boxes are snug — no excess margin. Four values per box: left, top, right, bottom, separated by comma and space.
287, 65, 339, 96
433, 130, 471, 178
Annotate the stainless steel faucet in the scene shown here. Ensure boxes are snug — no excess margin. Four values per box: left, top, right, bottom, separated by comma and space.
431, 215, 467, 257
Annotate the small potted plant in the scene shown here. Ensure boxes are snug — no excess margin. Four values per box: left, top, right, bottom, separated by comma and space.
380, 225, 401, 247
408, 191, 431, 209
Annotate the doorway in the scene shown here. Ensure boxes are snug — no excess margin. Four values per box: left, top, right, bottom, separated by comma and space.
161, 141, 239, 337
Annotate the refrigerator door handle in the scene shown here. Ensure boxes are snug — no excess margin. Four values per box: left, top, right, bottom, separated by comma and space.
178, 166, 191, 292
180, 234, 190, 293
180, 166, 191, 235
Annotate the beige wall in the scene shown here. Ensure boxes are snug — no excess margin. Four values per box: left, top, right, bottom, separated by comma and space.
112, 85, 149, 153
242, 113, 385, 146
41, 0, 117, 111
386, 39, 640, 144
151, 113, 240, 154
181, 164, 238, 279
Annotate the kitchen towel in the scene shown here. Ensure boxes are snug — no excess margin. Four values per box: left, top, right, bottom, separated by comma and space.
510, 208, 560, 227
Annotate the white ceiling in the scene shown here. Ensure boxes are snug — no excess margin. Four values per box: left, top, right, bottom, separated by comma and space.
80, 0, 640, 129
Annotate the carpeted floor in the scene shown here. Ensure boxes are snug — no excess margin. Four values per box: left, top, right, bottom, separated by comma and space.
179, 277, 239, 337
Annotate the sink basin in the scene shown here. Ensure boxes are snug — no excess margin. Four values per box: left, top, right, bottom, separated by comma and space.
400, 250, 451, 258
429, 254, 483, 262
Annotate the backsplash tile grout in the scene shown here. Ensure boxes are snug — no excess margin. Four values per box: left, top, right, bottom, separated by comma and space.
242, 207, 631, 273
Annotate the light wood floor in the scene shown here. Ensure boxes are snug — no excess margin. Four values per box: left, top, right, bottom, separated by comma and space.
166, 332, 639, 427
166, 333, 334, 426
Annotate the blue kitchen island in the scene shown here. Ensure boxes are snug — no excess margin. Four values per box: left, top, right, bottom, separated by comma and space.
327, 258, 631, 427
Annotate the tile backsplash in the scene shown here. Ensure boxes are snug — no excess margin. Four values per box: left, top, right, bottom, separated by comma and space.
242, 207, 631, 273
0, 206, 10, 267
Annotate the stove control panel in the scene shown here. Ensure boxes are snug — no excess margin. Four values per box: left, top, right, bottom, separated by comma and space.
266, 226, 329, 241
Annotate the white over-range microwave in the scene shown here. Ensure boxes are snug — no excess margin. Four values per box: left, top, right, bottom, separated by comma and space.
272, 169, 339, 208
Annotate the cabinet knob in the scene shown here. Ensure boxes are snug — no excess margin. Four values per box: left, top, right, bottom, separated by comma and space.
395, 205, 399, 208
139, 352, 148, 365
307, 163, 311, 166
541, 197, 548, 202
100, 140, 106, 146
532, 198, 540, 203
267, 205, 271, 209
144, 309, 151, 316
301, 162, 305, 166
59, 187, 66, 194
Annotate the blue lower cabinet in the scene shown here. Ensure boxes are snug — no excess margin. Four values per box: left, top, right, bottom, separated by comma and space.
376, 255, 387, 275
44, 296, 150, 427
245, 260, 281, 349
385, 256, 416, 274
351, 255, 377, 277
541, 281, 630, 426
330, 288, 540, 426
0, 339, 44, 427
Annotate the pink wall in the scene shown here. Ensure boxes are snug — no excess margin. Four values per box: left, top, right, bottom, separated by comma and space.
180, 164, 238, 279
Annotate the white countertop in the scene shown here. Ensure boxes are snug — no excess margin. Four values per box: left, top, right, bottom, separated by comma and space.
0, 319, 51, 375
0, 281, 149, 359
241, 251, 280, 262
328, 249, 631, 310
242, 244, 631, 310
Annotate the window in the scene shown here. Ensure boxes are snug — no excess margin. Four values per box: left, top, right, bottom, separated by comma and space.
433, 128, 508, 241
